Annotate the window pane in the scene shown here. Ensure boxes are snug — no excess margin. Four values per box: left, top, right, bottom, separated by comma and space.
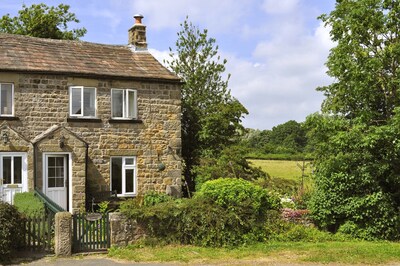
55, 178, 64, 187
71, 87, 82, 115
1, 84, 12, 115
3, 157, 11, 184
13, 157, 22, 184
125, 169, 134, 193
48, 178, 55, 188
48, 168, 55, 178
83, 88, 96, 117
55, 167, 64, 178
48, 157, 55, 167
112, 90, 123, 118
55, 157, 64, 167
127, 90, 136, 118
125, 158, 134, 165
111, 158, 122, 194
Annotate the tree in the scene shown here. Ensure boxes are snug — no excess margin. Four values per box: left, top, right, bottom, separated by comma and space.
269, 120, 307, 154
240, 120, 308, 155
308, 0, 400, 240
166, 18, 248, 193
193, 145, 267, 190
0, 4, 86, 40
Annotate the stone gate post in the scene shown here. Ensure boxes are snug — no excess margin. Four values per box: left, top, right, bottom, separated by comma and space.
54, 212, 72, 256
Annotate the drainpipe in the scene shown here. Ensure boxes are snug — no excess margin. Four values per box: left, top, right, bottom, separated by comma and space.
33, 142, 37, 189
85, 143, 89, 211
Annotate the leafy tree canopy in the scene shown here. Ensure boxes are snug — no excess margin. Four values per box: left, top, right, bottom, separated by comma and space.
318, 0, 400, 122
241, 120, 308, 155
308, 0, 400, 240
166, 18, 248, 192
0, 3, 86, 40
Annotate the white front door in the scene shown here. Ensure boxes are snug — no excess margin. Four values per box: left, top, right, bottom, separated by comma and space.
0, 153, 28, 204
44, 155, 67, 210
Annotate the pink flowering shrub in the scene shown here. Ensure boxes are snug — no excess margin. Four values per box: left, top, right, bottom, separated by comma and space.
281, 208, 312, 225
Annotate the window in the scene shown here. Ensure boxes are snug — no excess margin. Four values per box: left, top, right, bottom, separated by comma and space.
111, 89, 137, 119
69, 86, 96, 117
47, 156, 66, 188
2, 155, 22, 185
111, 157, 136, 196
0, 153, 27, 205
0, 83, 14, 116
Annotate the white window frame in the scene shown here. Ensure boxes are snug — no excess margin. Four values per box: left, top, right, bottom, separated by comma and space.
110, 156, 137, 197
0, 83, 14, 117
111, 89, 137, 119
0, 152, 27, 188
69, 86, 97, 118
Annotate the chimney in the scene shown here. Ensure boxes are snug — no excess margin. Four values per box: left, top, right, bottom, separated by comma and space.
128, 14, 147, 50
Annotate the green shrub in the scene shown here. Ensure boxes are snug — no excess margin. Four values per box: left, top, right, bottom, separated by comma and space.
337, 221, 377, 241
143, 191, 173, 207
0, 202, 24, 259
274, 224, 341, 242
14, 192, 45, 217
307, 115, 400, 240
196, 178, 281, 213
264, 210, 349, 242
120, 179, 281, 247
123, 197, 266, 247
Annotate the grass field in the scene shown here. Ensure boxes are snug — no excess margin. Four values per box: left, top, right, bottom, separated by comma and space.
248, 159, 313, 194
108, 241, 400, 265
248, 159, 312, 181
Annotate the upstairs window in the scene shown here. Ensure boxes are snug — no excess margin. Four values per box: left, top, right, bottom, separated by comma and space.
69, 86, 96, 118
111, 89, 137, 119
0, 83, 14, 116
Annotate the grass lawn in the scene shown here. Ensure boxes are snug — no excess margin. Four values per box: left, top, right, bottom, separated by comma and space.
108, 241, 400, 265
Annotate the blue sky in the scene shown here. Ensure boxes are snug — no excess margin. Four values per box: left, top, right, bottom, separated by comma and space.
1, 0, 337, 130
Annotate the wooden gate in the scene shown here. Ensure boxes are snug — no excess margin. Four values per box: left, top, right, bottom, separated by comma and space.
72, 212, 110, 253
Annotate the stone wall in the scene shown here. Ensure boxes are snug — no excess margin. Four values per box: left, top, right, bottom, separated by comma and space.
0, 72, 182, 212
109, 212, 145, 246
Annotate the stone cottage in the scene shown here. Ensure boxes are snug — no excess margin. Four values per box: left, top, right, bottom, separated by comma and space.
0, 15, 182, 212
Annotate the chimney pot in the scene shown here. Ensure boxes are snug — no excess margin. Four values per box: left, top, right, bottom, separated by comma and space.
133, 14, 144, 24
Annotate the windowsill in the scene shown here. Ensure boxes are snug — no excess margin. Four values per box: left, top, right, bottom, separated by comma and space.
67, 117, 102, 123
108, 119, 143, 124
0, 116, 19, 121
117, 194, 136, 198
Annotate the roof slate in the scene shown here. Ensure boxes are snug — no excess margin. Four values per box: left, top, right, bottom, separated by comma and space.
0, 33, 180, 82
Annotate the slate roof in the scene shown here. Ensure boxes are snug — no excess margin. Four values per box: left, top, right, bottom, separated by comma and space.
0, 33, 180, 82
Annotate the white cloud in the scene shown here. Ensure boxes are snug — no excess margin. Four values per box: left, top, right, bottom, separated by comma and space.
223, 18, 334, 129
99, 0, 335, 129
148, 48, 172, 67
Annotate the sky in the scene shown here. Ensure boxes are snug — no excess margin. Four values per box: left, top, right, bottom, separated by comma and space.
1, 0, 337, 130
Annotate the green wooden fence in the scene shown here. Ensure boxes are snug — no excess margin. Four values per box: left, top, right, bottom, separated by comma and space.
22, 212, 54, 251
